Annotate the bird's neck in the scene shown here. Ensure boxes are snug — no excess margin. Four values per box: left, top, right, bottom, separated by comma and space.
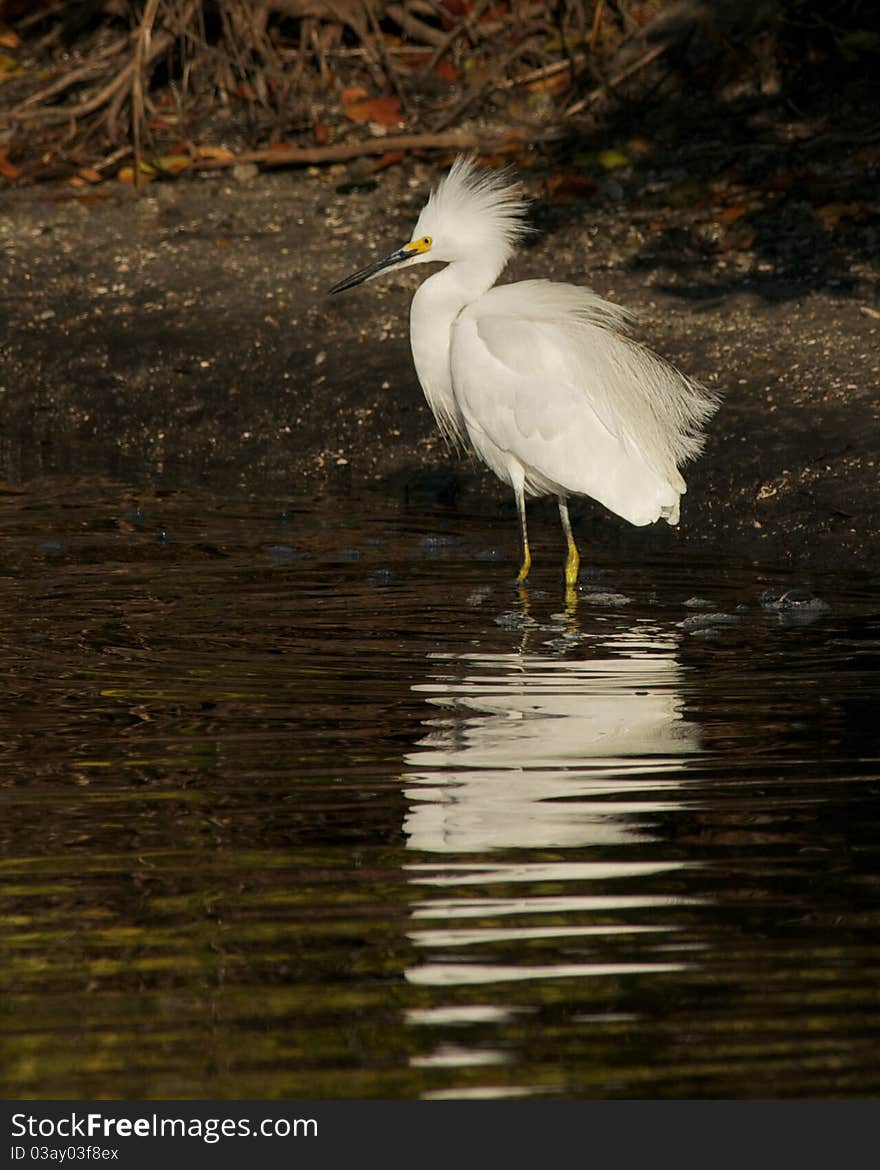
409, 261, 498, 444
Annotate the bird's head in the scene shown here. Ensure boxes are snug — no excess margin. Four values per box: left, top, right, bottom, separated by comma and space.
329, 155, 529, 295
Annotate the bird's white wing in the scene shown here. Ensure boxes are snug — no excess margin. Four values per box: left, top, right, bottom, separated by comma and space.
463, 314, 614, 445
460, 281, 718, 475
450, 285, 687, 525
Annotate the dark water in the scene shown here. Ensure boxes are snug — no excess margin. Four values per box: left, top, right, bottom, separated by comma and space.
2, 480, 879, 1099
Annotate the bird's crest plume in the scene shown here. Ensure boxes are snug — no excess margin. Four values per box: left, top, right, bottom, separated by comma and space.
415, 155, 530, 267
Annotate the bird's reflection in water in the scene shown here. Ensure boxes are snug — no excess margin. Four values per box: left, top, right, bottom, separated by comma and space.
403, 625, 702, 854
401, 620, 705, 1041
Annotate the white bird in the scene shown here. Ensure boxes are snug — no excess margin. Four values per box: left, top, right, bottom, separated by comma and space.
329, 156, 719, 588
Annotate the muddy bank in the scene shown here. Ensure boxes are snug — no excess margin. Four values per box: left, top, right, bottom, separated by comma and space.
1, 154, 878, 574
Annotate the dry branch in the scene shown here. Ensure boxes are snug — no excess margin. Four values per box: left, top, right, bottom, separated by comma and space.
189, 127, 560, 170
131, 0, 161, 186
15, 35, 129, 109
385, 3, 446, 47
10, 25, 175, 126
1, 1, 672, 181
564, 40, 669, 116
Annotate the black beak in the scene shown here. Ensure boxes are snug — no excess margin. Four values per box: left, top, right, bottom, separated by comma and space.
328, 246, 412, 294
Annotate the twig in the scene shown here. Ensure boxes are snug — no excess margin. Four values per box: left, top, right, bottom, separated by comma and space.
461, 2, 548, 38
386, 3, 446, 47
365, 2, 409, 112
10, 26, 175, 126
188, 128, 559, 170
15, 36, 129, 109
420, 0, 493, 75
564, 39, 668, 116
590, 0, 606, 50
95, 143, 134, 174
408, 0, 444, 18
608, 0, 638, 36
311, 20, 330, 89
431, 37, 544, 131
500, 52, 587, 91
291, 16, 314, 90
106, 67, 129, 141
550, 0, 575, 100
10, 64, 135, 125
132, 0, 161, 190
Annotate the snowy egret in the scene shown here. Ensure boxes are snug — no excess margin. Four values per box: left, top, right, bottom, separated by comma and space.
330, 156, 719, 587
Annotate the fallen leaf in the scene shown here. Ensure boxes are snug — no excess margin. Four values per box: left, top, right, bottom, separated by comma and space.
402, 51, 431, 72
597, 148, 630, 170
717, 204, 748, 225
233, 82, 255, 100
435, 59, 461, 83
0, 27, 20, 49
0, 50, 21, 80
571, 148, 630, 171
526, 71, 569, 95
767, 172, 794, 190
117, 161, 157, 184
193, 145, 235, 162
340, 85, 368, 104
343, 94, 403, 126
546, 172, 597, 204
0, 147, 19, 180
814, 202, 872, 228
625, 137, 654, 158
78, 167, 102, 184
370, 150, 404, 173
669, 179, 710, 208
155, 154, 191, 174
313, 121, 330, 145
720, 225, 755, 252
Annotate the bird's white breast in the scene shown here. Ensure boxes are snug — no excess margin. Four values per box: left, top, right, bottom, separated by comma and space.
409, 277, 469, 444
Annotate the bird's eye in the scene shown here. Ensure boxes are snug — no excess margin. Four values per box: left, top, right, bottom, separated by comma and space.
423, 236, 432, 247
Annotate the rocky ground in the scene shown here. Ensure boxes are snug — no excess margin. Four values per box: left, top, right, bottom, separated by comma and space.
1, 140, 878, 575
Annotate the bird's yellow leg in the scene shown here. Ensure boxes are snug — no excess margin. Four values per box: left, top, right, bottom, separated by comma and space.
517, 541, 532, 583
558, 497, 580, 588
564, 540, 579, 588
514, 484, 531, 582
